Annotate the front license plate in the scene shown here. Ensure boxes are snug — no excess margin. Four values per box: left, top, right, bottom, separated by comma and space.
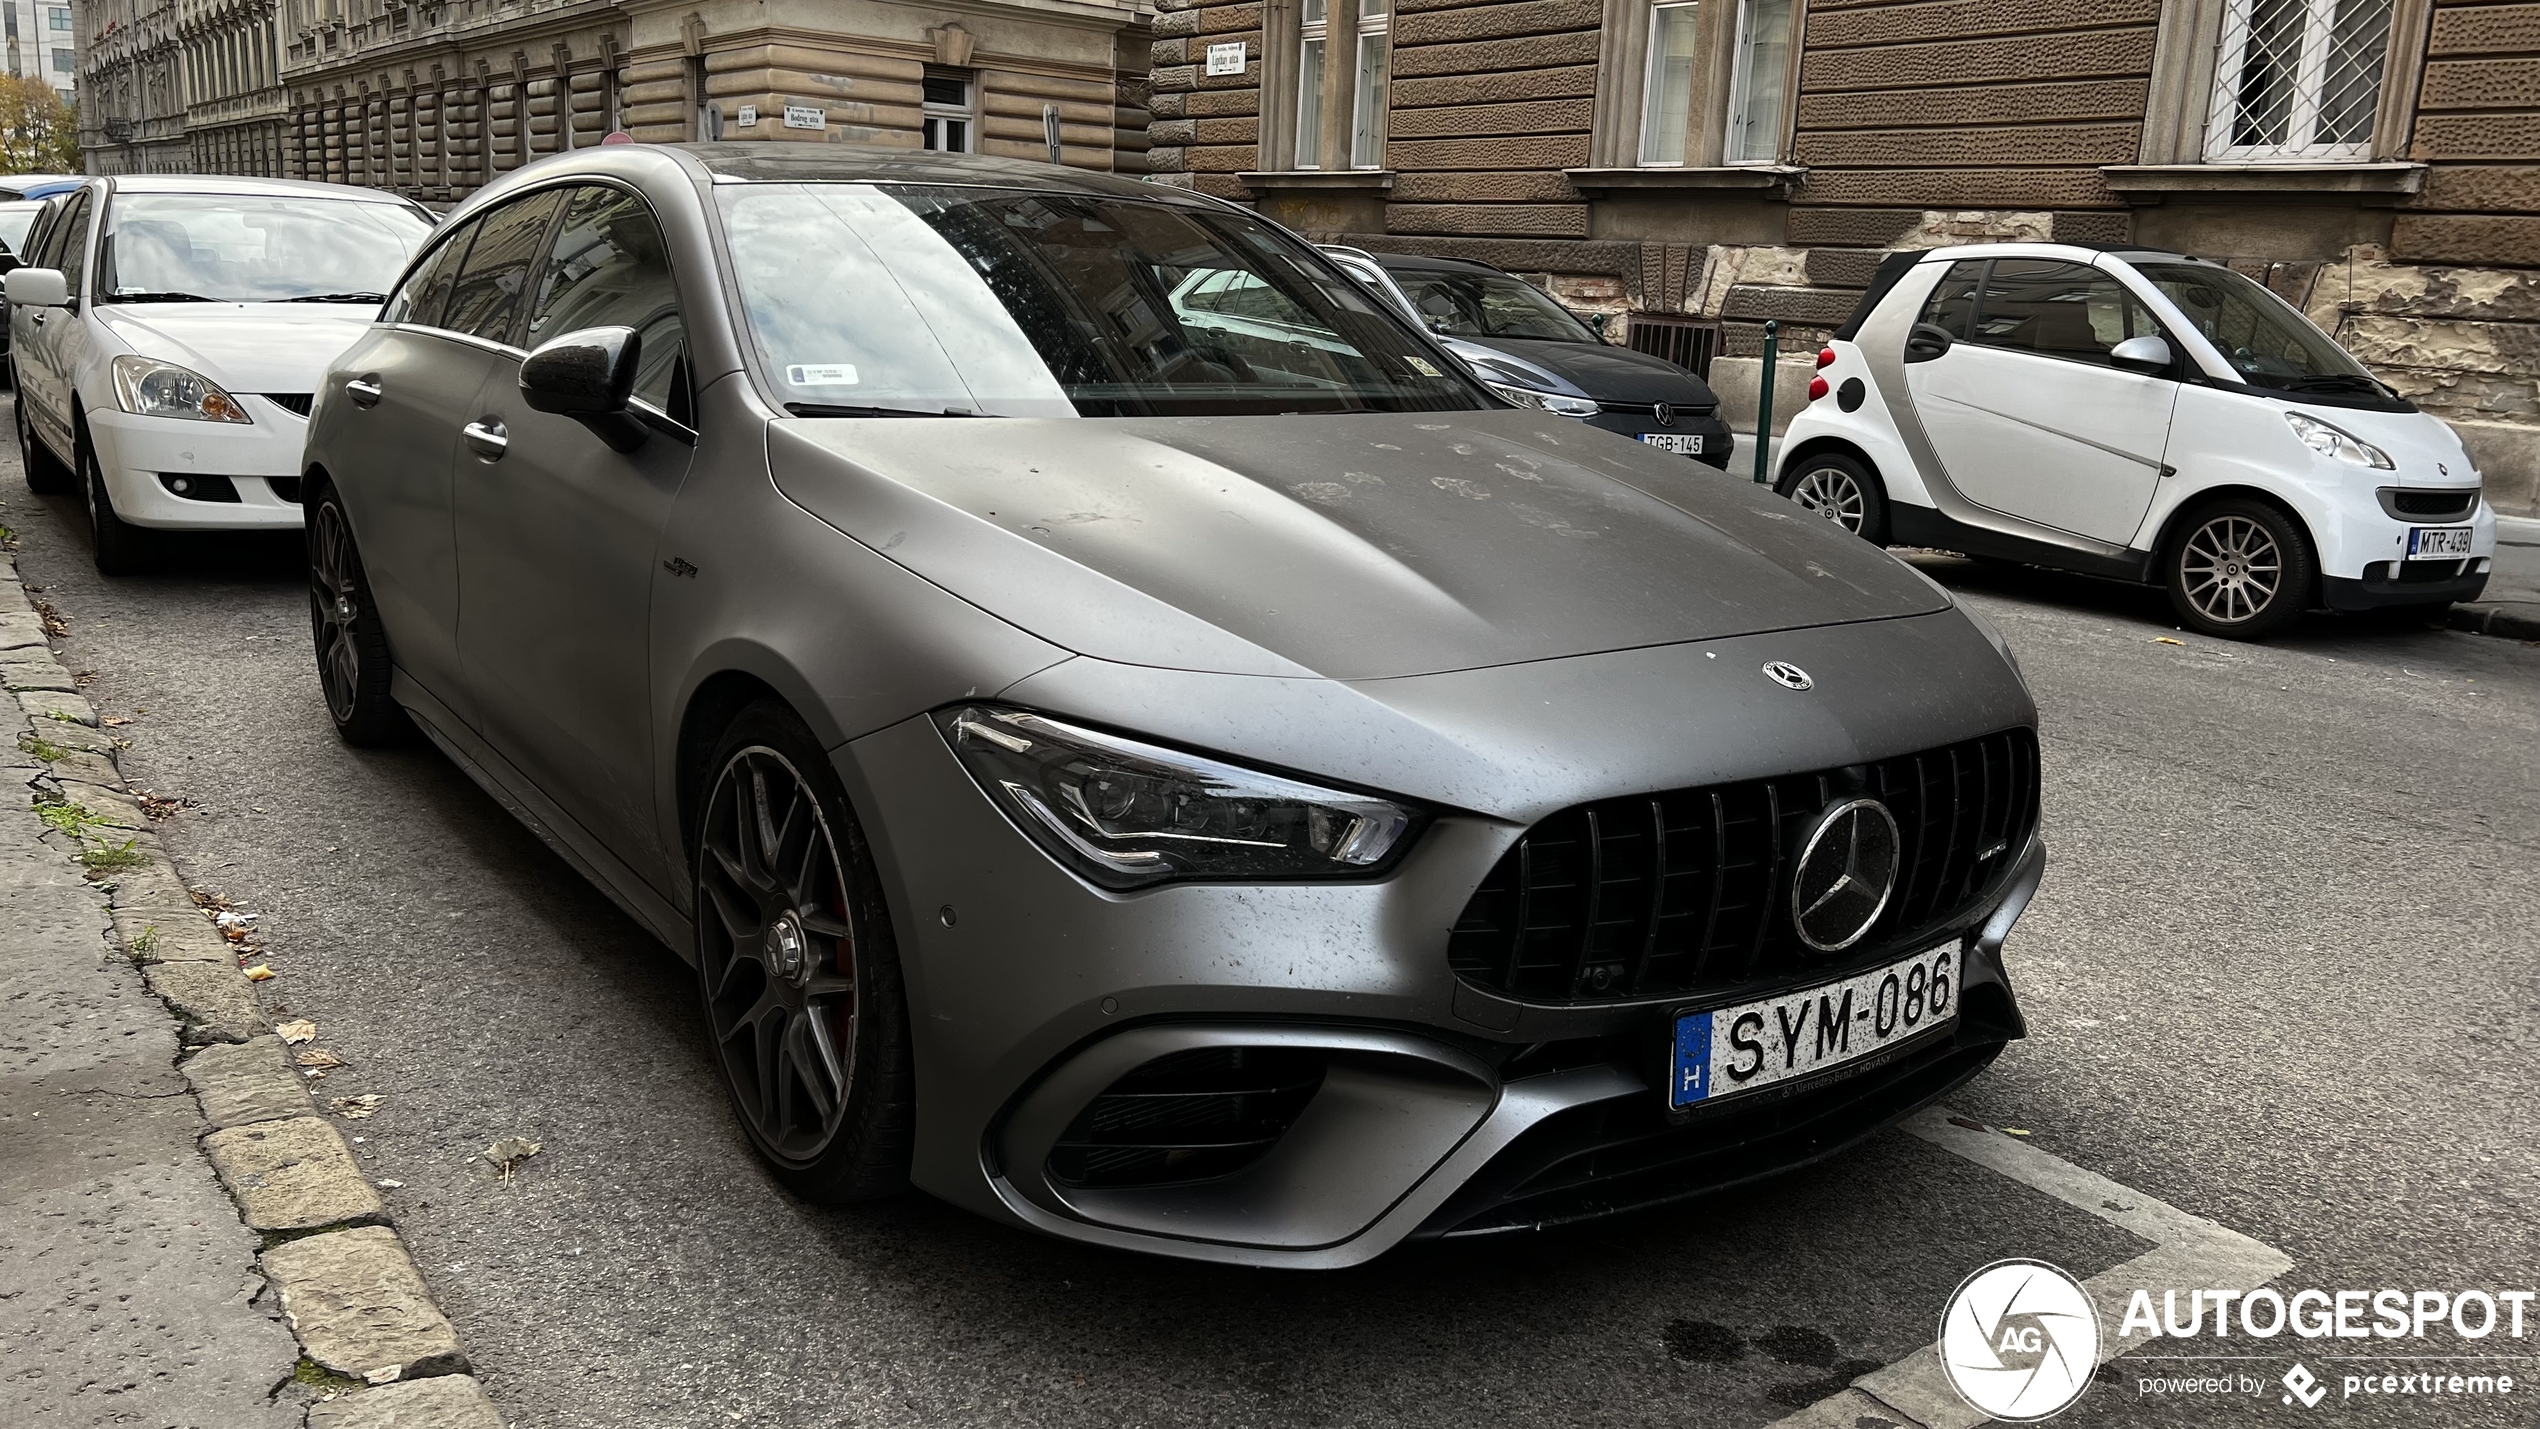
1669, 944, 1959, 1109
1641, 432, 1705, 455
2407, 526, 2473, 559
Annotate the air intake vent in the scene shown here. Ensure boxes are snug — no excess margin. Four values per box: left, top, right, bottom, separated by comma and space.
1448, 729, 2038, 1005
262, 393, 315, 417
2377, 487, 2478, 522
1047, 1046, 1325, 1189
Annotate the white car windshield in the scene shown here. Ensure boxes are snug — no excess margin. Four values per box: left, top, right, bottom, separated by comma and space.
718, 183, 1485, 417
96, 193, 433, 305
2131, 261, 2390, 400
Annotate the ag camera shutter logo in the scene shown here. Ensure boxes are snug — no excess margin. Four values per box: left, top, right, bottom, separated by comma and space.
1940, 1259, 2101, 1421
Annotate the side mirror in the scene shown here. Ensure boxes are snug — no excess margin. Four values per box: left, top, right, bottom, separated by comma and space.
1903, 322, 1954, 363
519, 325, 646, 452
2109, 334, 2173, 375
6, 267, 69, 308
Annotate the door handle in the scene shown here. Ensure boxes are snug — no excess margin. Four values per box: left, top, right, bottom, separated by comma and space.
1903, 323, 1955, 364
461, 418, 508, 461
28, 311, 43, 326
344, 375, 383, 407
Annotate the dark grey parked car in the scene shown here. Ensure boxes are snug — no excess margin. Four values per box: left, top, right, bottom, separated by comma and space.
303, 143, 2046, 1267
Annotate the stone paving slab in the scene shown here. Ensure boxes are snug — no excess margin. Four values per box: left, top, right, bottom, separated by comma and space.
140, 952, 267, 1045
203, 1115, 390, 1233
263, 1227, 470, 1385
305, 1375, 507, 1429
184, 1035, 319, 1131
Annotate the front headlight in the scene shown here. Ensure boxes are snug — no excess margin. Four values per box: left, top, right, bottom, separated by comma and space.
937, 706, 1420, 889
1485, 381, 1600, 418
111, 355, 253, 423
2285, 411, 2390, 469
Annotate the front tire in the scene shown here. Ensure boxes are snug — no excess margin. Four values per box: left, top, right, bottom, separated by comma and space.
306, 481, 409, 745
17, 385, 72, 494
693, 701, 913, 1203
2164, 499, 2316, 640
82, 436, 158, 575
1776, 451, 1890, 546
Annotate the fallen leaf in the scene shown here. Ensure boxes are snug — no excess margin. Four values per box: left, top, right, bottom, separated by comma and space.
483, 1135, 542, 1179
275, 1019, 317, 1045
331, 1094, 384, 1120
2153, 636, 2184, 646
364, 1365, 402, 1386
2002, 1127, 2034, 1137
242, 965, 275, 982
102, 716, 131, 727
296, 1048, 345, 1069
376, 1179, 404, 1189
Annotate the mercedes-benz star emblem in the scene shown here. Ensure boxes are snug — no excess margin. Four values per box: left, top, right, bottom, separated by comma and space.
1790, 797, 1901, 952
1654, 402, 1675, 427
1762, 661, 1813, 691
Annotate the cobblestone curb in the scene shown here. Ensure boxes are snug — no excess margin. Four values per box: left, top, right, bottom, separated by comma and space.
1, 553, 501, 1429
2448, 600, 2540, 641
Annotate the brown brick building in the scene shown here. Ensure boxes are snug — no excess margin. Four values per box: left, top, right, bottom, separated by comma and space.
1143, 0, 2540, 512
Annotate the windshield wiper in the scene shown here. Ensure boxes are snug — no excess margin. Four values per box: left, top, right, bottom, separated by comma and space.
783, 403, 997, 418
103, 290, 221, 303
278, 292, 389, 304
2278, 373, 2389, 395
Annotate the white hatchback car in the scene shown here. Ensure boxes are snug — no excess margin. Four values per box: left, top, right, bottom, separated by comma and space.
5, 175, 432, 572
1772, 243, 2496, 639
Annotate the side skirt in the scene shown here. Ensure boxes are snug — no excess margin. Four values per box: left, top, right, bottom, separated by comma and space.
391, 669, 697, 960
1888, 504, 2160, 584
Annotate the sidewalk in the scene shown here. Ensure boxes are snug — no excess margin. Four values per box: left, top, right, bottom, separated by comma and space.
2454, 513, 2540, 639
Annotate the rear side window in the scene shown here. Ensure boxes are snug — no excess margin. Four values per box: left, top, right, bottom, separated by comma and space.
50, 190, 90, 294
1967, 259, 2163, 365
440, 189, 565, 345
383, 222, 476, 329
524, 185, 688, 417
1917, 260, 1984, 339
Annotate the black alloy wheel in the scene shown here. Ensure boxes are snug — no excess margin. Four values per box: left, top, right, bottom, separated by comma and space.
694, 702, 912, 1201
306, 485, 406, 745
81, 434, 158, 575
16, 382, 71, 494
2164, 498, 2316, 640
1775, 451, 1890, 546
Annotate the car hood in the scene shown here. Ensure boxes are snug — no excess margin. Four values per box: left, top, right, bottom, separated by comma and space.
769, 409, 1948, 681
93, 303, 378, 392
1458, 337, 1719, 407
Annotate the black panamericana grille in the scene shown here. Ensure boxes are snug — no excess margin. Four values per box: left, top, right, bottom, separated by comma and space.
1447, 729, 2039, 1005
1046, 1047, 1326, 1190
2378, 487, 2480, 522
261, 393, 316, 417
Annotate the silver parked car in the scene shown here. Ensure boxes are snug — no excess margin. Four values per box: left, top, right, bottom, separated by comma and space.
303, 144, 2047, 1267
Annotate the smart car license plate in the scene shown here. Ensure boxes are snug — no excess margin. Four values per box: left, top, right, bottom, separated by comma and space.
2407, 526, 2473, 559
1668, 944, 1958, 1109
1641, 433, 1705, 455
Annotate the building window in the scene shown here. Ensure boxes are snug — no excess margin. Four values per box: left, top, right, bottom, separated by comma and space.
47, 7, 69, 29
1606, 0, 1796, 169
1295, 0, 1389, 169
51, 46, 72, 71
1639, 2, 1699, 163
1724, 0, 1791, 162
922, 69, 972, 152
2204, 0, 2392, 160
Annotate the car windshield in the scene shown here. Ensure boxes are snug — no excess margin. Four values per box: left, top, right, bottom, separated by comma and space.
2132, 262, 2384, 396
95, 193, 432, 304
717, 183, 1485, 417
1390, 269, 1599, 344
0, 203, 40, 255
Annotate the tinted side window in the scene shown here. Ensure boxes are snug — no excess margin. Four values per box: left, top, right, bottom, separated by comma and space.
1917, 259, 1985, 339
525, 185, 688, 414
383, 222, 477, 329
51, 190, 90, 294
441, 190, 565, 345
1968, 258, 2163, 365
25, 196, 66, 266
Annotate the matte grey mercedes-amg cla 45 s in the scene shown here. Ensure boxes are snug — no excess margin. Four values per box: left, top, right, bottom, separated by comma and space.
301, 143, 2045, 1267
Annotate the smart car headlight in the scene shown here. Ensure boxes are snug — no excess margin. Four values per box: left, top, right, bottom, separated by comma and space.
111, 355, 252, 423
937, 706, 1420, 889
1484, 381, 1600, 418
2285, 411, 2390, 469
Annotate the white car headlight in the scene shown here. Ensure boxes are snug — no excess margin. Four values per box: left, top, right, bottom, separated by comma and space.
110, 355, 253, 424
2285, 411, 2390, 469
937, 706, 1420, 889
1485, 381, 1600, 418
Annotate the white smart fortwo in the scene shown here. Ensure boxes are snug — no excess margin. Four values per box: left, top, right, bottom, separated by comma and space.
4, 175, 433, 572
1772, 243, 2496, 639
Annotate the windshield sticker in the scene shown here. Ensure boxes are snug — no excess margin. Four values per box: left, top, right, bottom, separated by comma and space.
786, 364, 860, 386
1404, 356, 1442, 378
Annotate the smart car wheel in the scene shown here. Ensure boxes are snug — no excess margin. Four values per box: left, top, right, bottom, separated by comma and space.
16, 386, 71, 495
306, 483, 408, 746
1776, 452, 1889, 545
2165, 499, 2316, 640
81, 435, 159, 575
693, 703, 912, 1202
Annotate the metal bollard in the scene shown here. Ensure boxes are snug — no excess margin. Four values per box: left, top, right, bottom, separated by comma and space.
1752, 319, 1778, 485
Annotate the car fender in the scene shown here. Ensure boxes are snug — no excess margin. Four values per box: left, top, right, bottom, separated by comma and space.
2147, 384, 2344, 570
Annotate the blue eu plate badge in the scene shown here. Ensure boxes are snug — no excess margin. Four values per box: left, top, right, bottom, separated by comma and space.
1671, 1010, 1713, 1107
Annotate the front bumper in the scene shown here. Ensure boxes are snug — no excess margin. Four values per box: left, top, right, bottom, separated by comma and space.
839, 630, 2042, 1267
2322, 564, 2491, 611
1583, 410, 1735, 470
84, 400, 309, 530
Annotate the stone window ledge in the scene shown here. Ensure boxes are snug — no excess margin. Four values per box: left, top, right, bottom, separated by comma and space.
2099, 162, 2427, 204
1238, 170, 1395, 192
1564, 166, 1804, 197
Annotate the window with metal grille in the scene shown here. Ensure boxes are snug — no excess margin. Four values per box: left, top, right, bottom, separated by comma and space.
922, 69, 972, 153
2204, 0, 2393, 161
1625, 314, 1720, 377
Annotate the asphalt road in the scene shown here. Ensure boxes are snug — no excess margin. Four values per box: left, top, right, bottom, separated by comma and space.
7, 414, 2535, 1429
